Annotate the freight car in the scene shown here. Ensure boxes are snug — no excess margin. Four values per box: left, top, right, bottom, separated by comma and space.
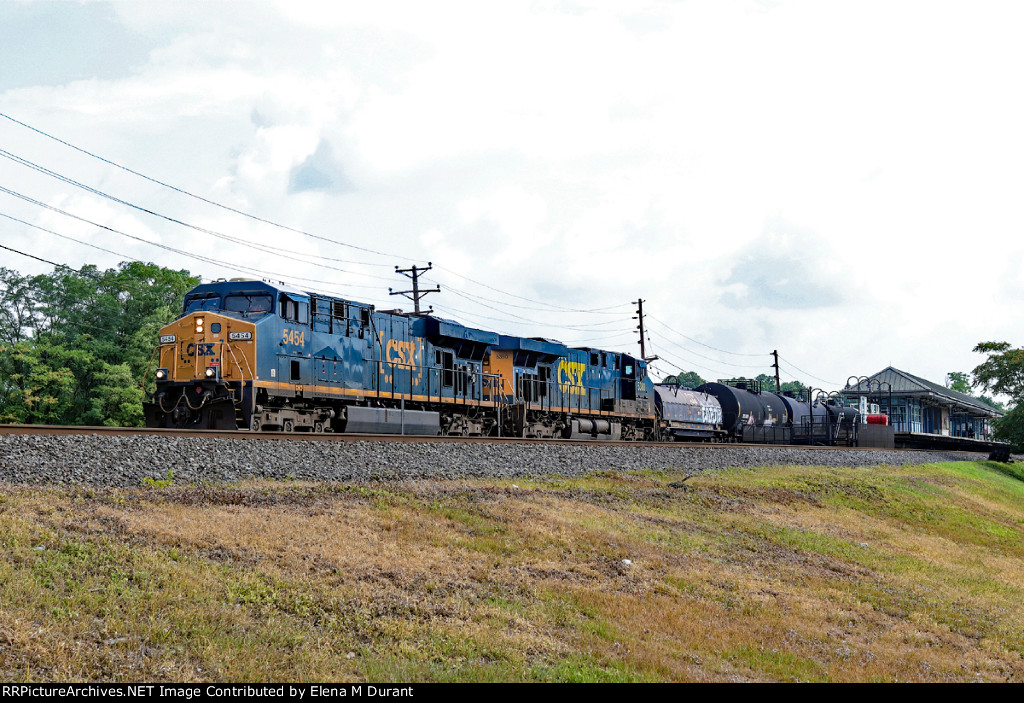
652, 385, 726, 441
143, 279, 657, 440
653, 378, 864, 446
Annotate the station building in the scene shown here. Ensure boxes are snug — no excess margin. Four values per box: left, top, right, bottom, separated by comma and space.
842, 366, 1001, 441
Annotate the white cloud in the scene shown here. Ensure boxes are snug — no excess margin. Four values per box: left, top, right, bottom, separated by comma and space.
0, 0, 1021, 388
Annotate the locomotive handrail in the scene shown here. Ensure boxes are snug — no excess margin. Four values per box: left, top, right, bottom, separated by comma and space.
374, 358, 503, 410
515, 376, 613, 415
221, 339, 254, 383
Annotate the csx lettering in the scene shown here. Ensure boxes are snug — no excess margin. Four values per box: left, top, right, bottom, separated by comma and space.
282, 329, 305, 346
557, 360, 586, 396
386, 339, 417, 367
185, 343, 216, 357
381, 337, 423, 385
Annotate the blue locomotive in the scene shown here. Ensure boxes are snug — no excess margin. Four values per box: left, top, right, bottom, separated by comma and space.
143, 279, 657, 439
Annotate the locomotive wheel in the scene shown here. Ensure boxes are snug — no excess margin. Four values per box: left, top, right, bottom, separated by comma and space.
251, 418, 262, 432
283, 419, 295, 433
314, 421, 324, 433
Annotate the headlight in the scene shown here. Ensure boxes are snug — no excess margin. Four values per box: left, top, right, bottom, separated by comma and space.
155, 368, 169, 381
204, 366, 217, 379
195, 317, 205, 333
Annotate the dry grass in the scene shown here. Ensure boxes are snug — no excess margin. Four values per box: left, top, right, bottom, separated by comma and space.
1, 460, 1023, 682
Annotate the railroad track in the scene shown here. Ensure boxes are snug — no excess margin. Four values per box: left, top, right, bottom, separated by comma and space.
0, 424, 982, 454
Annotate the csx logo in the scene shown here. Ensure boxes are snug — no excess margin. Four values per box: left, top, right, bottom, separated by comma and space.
186, 343, 216, 357
386, 339, 418, 367
380, 336, 423, 386
557, 360, 586, 396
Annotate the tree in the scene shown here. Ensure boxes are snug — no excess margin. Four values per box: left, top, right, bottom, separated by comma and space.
972, 341, 1024, 450
780, 379, 807, 395
661, 371, 705, 388
0, 261, 199, 427
0, 268, 39, 344
947, 371, 972, 394
972, 343, 1024, 400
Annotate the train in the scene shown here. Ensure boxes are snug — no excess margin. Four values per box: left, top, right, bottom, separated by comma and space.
142, 278, 865, 443
143, 279, 657, 440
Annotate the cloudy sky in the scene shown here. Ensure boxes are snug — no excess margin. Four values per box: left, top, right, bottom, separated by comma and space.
0, 0, 1020, 390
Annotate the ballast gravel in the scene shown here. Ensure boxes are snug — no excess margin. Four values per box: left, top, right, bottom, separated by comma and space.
0, 433, 990, 487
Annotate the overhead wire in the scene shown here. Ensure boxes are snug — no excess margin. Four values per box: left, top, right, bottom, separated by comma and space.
777, 356, 844, 388
645, 318, 769, 370
0, 192, 396, 296
647, 314, 767, 357
0, 241, 180, 308
0, 153, 399, 281
425, 270, 631, 315
0, 110, 416, 263
0, 111, 636, 316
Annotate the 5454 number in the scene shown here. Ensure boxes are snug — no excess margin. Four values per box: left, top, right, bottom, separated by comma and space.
282, 329, 305, 346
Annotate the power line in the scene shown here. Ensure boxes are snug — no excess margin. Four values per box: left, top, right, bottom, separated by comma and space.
0, 241, 176, 303
0, 191, 394, 296
428, 299, 631, 337
777, 355, 844, 387
646, 314, 767, 357
645, 318, 769, 369
1, 111, 634, 316
439, 285, 633, 330
0, 110, 417, 263
651, 350, 753, 380
428, 269, 632, 315
0, 153, 399, 282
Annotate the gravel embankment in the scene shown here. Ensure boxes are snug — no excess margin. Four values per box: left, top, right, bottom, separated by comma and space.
0, 433, 990, 487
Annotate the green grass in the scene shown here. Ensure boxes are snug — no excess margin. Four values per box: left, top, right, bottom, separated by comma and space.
1, 461, 1023, 681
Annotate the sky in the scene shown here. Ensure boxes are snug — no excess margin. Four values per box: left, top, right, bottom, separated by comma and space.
0, 0, 1021, 392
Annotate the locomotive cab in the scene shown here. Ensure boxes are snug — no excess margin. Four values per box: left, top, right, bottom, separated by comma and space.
143, 282, 271, 429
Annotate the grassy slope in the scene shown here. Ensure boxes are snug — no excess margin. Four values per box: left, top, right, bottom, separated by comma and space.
1, 460, 1023, 682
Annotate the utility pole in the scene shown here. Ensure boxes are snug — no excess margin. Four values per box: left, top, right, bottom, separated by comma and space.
632, 299, 658, 362
772, 349, 781, 393
389, 262, 440, 314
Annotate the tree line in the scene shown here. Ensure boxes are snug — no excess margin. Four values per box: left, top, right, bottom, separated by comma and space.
660, 371, 807, 395
0, 263, 199, 426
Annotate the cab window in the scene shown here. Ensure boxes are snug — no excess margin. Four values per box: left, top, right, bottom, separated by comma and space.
224, 294, 273, 314
184, 294, 220, 313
